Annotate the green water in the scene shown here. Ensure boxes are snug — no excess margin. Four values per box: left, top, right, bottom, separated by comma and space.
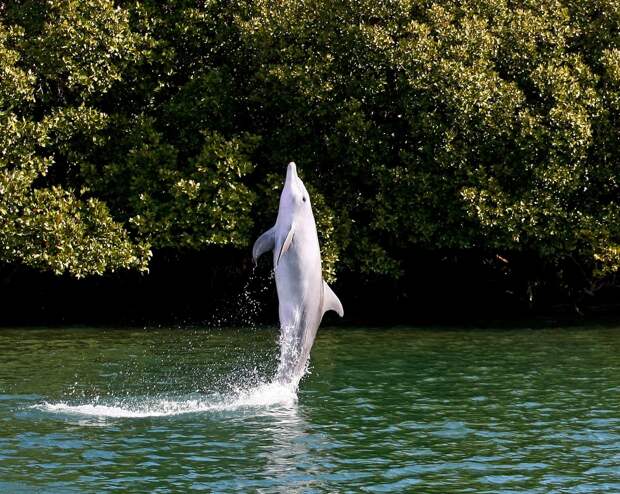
0, 326, 619, 493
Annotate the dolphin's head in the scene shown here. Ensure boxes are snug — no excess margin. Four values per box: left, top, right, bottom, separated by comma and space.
279, 162, 311, 216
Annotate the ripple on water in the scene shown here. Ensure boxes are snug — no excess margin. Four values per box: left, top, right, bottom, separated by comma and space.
0, 326, 619, 493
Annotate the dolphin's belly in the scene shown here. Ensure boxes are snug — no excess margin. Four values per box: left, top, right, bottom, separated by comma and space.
276, 253, 320, 317
275, 244, 322, 331
273, 224, 323, 382
275, 262, 322, 381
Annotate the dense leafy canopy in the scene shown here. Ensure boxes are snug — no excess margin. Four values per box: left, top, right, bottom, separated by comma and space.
1, 0, 619, 295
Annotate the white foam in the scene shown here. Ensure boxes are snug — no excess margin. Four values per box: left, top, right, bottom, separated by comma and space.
33, 381, 298, 418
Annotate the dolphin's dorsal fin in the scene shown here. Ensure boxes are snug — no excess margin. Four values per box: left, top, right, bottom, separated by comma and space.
276, 223, 295, 268
322, 280, 344, 317
252, 226, 275, 265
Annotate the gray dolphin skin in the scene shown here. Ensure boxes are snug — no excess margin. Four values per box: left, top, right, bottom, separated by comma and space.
252, 162, 344, 387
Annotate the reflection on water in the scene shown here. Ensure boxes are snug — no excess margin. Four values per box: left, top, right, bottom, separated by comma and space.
0, 325, 619, 492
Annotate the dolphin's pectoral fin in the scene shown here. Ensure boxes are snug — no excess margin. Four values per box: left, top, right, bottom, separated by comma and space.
252, 226, 276, 265
276, 224, 295, 268
322, 281, 344, 317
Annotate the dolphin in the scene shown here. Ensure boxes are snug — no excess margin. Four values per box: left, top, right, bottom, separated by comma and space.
252, 162, 344, 387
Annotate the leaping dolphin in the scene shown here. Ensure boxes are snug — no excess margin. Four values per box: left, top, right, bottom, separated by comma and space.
252, 162, 344, 387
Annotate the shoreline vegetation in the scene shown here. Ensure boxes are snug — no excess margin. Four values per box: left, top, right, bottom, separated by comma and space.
1, 1, 619, 325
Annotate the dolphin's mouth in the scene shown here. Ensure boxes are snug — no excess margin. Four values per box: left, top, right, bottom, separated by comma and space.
284, 161, 301, 193
286, 161, 298, 181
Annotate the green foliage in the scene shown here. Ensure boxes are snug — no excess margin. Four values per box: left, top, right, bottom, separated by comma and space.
230, 0, 620, 287
1, 0, 619, 295
28, 0, 139, 98
0, 1, 147, 277
83, 119, 259, 249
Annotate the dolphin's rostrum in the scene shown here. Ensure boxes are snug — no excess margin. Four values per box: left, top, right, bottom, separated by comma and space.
253, 162, 343, 387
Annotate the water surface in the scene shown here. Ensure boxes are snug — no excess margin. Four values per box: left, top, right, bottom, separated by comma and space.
1, 326, 619, 492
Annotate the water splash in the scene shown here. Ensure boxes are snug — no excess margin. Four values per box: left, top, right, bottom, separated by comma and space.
275, 309, 309, 389
33, 380, 297, 419
32, 267, 310, 420
208, 267, 273, 328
